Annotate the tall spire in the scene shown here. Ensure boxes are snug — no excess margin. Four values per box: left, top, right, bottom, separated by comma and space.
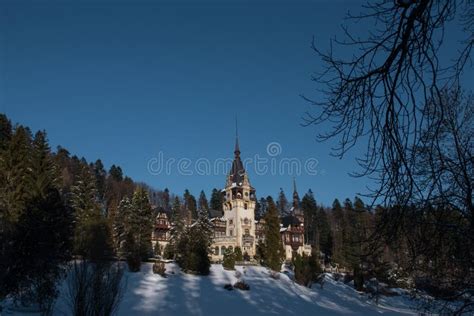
234, 116, 240, 157
292, 177, 300, 209
228, 119, 246, 186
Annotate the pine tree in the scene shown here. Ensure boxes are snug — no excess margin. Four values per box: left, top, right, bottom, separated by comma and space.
198, 190, 209, 215
342, 198, 356, 268
234, 246, 243, 261
262, 196, 284, 271
193, 207, 212, 273
317, 206, 333, 262
223, 248, 236, 270
170, 196, 182, 223
0, 114, 12, 151
342, 197, 370, 289
184, 189, 197, 220
293, 253, 322, 288
176, 207, 212, 275
10, 189, 73, 311
167, 196, 183, 260
116, 187, 153, 270
71, 164, 107, 259
163, 188, 170, 212
331, 198, 347, 266
30, 131, 59, 198
0, 125, 33, 221
132, 187, 154, 257
255, 199, 262, 220
126, 187, 154, 263
72, 165, 101, 221
256, 197, 267, 220
210, 188, 223, 212
114, 197, 133, 255
277, 188, 288, 216
1, 128, 72, 312
109, 164, 123, 182
0, 123, 31, 300
93, 159, 107, 203
301, 190, 318, 249
347, 197, 365, 266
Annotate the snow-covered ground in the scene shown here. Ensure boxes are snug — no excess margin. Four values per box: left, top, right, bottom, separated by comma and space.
4, 263, 420, 315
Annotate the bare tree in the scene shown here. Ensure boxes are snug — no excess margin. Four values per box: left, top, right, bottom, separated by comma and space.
66, 261, 126, 316
303, 0, 473, 313
304, 0, 472, 206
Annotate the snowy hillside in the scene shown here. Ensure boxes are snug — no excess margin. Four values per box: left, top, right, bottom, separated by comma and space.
12, 263, 420, 316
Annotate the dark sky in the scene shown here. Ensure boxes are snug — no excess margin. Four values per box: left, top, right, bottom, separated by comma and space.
1, 0, 471, 205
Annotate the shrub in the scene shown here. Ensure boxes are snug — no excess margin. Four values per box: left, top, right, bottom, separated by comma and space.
81, 218, 114, 262
293, 253, 323, 288
223, 284, 234, 291
3, 190, 73, 314
163, 244, 174, 260
174, 217, 212, 275
255, 241, 265, 263
177, 243, 210, 275
415, 277, 457, 298
243, 251, 250, 261
233, 281, 250, 291
234, 247, 243, 261
126, 256, 141, 272
153, 262, 166, 277
223, 249, 235, 270
66, 261, 125, 316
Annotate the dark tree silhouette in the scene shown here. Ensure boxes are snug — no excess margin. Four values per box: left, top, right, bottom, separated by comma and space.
303, 1, 473, 312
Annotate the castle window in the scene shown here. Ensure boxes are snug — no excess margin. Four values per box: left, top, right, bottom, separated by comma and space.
214, 247, 219, 255
245, 229, 249, 235
221, 246, 226, 255
245, 192, 249, 196
244, 218, 249, 225
230, 229, 233, 236
244, 203, 248, 210
229, 219, 233, 225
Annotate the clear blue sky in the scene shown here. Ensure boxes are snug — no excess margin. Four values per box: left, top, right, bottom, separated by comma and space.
1, 0, 470, 205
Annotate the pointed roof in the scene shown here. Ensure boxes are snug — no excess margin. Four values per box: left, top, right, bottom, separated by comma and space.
229, 139, 245, 185
234, 117, 240, 156
234, 135, 240, 157
292, 177, 300, 209
281, 214, 302, 227
293, 177, 298, 196
229, 123, 246, 185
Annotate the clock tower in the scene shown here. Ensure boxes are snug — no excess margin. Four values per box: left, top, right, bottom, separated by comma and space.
221, 135, 257, 256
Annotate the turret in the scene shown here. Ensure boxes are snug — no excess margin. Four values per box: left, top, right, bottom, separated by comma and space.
292, 178, 304, 223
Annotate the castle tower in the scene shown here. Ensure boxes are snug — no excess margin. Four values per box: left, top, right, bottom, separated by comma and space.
222, 134, 257, 256
292, 178, 304, 224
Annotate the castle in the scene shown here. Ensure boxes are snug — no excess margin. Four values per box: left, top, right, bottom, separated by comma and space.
152, 136, 312, 262
210, 136, 257, 260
